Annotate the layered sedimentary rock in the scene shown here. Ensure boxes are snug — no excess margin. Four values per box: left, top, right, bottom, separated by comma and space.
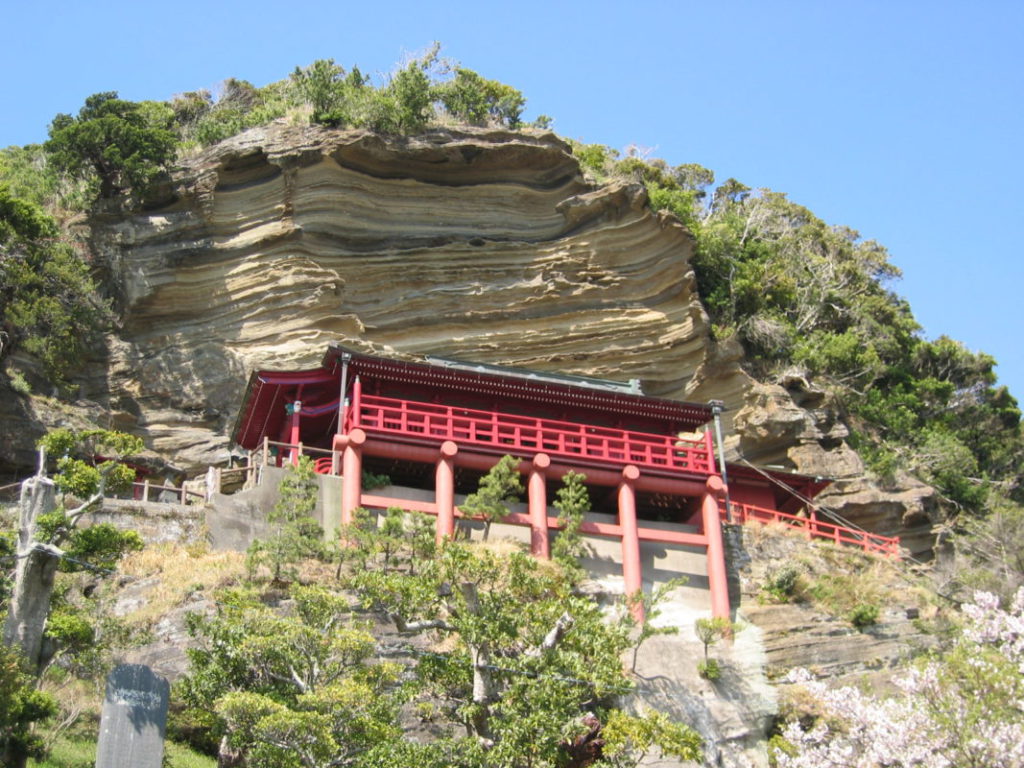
87, 123, 736, 469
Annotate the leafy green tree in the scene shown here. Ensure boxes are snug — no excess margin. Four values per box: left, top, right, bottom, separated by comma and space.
570, 142, 619, 182
377, 506, 407, 572
336, 505, 437, 577
0, 185, 110, 378
179, 584, 402, 767
552, 471, 590, 578
44, 92, 177, 199
627, 578, 687, 672
376, 60, 434, 134
0, 145, 59, 209
247, 456, 321, 583
169, 89, 213, 126
600, 709, 702, 767
460, 455, 524, 540
291, 59, 348, 126
352, 541, 700, 765
0, 183, 55, 243
437, 68, 526, 128
694, 616, 731, 661
693, 616, 733, 681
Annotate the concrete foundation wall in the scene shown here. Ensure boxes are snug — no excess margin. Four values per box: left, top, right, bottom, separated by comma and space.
81, 500, 205, 546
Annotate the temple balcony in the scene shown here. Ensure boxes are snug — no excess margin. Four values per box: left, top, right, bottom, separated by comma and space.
345, 393, 716, 479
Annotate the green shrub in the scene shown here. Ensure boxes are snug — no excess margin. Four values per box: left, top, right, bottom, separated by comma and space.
768, 733, 798, 766
763, 565, 802, 602
44, 92, 177, 199
848, 602, 880, 629
362, 470, 391, 490
8, 370, 31, 396
0, 187, 111, 382
436, 67, 525, 127
697, 658, 721, 680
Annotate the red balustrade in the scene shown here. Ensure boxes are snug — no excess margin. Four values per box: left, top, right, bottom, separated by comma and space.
349, 394, 716, 476
724, 500, 900, 557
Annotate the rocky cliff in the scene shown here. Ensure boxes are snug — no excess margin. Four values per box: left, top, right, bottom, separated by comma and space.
2, 121, 936, 553
88, 123, 723, 464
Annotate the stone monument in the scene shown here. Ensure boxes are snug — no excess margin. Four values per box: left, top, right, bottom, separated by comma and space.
95, 664, 169, 768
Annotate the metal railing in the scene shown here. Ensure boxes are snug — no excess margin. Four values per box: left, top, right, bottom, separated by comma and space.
1, 478, 205, 506
350, 394, 716, 476
724, 500, 901, 558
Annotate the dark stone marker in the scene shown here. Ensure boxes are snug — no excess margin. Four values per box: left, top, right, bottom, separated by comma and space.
95, 664, 169, 768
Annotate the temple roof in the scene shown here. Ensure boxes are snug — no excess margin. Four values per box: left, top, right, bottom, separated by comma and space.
325, 344, 714, 424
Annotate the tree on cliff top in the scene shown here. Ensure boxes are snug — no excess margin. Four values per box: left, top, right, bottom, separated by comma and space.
45, 91, 177, 199
0, 185, 110, 380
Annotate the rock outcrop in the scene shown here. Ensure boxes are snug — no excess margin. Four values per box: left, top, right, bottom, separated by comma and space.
82, 123, 734, 469
730, 376, 940, 556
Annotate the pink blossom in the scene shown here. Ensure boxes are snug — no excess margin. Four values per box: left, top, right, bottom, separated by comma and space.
774, 589, 1024, 768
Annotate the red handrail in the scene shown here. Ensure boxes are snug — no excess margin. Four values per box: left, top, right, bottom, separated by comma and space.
724, 500, 900, 557
352, 394, 716, 476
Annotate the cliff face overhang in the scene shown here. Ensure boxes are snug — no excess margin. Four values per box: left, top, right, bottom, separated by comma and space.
88, 123, 724, 469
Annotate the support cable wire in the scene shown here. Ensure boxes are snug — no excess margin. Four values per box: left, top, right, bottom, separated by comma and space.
0, 544, 118, 575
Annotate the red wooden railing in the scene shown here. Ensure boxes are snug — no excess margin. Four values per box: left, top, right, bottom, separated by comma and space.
349, 394, 716, 476
723, 500, 900, 557
313, 456, 336, 475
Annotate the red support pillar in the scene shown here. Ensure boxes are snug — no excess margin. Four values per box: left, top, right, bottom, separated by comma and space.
619, 465, 643, 622
435, 441, 458, 545
529, 453, 550, 559
340, 428, 366, 527
288, 401, 302, 466
702, 475, 731, 621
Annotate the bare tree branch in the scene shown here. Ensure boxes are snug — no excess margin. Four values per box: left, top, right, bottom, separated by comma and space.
389, 614, 451, 633
527, 612, 575, 657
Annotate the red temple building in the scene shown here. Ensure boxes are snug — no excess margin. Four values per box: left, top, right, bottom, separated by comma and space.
232, 344, 899, 620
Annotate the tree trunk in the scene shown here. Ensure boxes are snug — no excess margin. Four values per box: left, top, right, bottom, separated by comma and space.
2, 475, 60, 675
217, 734, 246, 767
460, 583, 496, 744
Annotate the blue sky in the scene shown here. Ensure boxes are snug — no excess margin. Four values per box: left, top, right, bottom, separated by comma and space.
3, 0, 1021, 401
